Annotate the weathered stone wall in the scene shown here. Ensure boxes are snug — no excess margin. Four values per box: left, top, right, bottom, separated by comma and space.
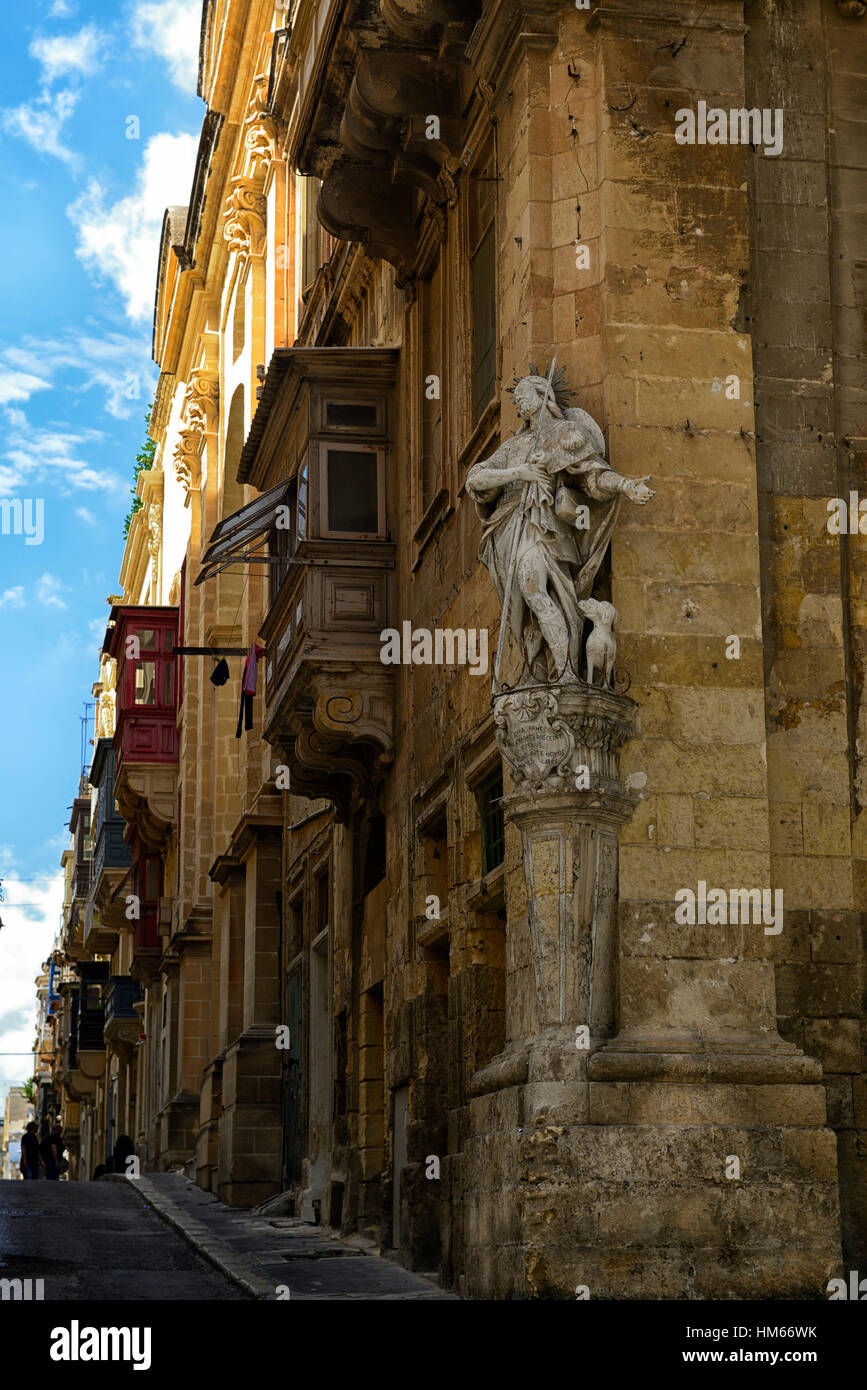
745, 0, 867, 1265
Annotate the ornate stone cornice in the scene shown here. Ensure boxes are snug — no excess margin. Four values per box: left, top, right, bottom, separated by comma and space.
223, 175, 267, 259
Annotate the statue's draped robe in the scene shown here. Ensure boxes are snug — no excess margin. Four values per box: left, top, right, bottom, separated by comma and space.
466, 417, 622, 676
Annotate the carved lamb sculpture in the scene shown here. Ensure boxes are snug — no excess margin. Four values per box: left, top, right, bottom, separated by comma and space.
577, 597, 617, 688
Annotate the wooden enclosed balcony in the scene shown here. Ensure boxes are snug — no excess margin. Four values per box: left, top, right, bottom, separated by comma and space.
104, 606, 179, 849
199, 348, 398, 820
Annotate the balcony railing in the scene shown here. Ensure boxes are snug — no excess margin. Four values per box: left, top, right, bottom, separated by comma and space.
105, 975, 143, 1027
72, 861, 92, 900
78, 1010, 106, 1052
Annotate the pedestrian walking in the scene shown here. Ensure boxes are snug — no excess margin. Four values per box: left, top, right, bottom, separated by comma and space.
19, 1121, 42, 1180
113, 1134, 136, 1174
40, 1124, 66, 1180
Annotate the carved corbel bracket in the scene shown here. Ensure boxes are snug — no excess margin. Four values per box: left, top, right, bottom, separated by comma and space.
223, 175, 267, 259
244, 74, 284, 176
315, 29, 477, 270
114, 762, 177, 851
278, 672, 394, 821
380, 0, 480, 45
319, 160, 417, 271
183, 369, 219, 435
173, 429, 204, 503
146, 501, 162, 561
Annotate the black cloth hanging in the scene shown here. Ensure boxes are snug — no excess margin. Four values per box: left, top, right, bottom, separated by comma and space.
210, 658, 230, 687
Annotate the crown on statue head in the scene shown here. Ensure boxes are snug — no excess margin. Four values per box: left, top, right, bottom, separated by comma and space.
514, 362, 576, 415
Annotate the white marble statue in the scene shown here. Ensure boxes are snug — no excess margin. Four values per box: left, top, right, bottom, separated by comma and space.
466, 366, 653, 684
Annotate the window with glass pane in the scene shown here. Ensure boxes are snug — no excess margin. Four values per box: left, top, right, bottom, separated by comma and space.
478, 771, 505, 874
469, 136, 497, 423
301, 176, 321, 293
163, 661, 173, 705
139, 629, 156, 650
420, 255, 443, 513
269, 477, 296, 604
135, 662, 156, 705
325, 448, 379, 534
325, 401, 378, 432
297, 463, 308, 541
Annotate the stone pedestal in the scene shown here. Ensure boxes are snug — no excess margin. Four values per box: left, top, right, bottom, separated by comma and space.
460, 682, 842, 1299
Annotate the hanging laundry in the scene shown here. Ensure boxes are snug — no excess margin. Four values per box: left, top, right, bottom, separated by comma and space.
210, 658, 230, 687
235, 643, 265, 738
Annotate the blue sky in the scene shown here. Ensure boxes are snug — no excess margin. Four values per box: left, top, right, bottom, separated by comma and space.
0, 0, 204, 1104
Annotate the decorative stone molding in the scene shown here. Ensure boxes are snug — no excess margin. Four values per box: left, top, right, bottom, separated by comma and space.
94, 653, 117, 739
223, 175, 267, 258
494, 683, 636, 795
244, 75, 281, 176
146, 501, 162, 560
182, 368, 219, 434
172, 368, 217, 506
173, 429, 204, 500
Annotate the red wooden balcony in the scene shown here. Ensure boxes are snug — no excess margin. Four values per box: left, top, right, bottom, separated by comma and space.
104, 606, 179, 849
106, 606, 179, 773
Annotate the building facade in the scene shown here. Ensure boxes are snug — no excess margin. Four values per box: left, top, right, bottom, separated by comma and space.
39, 0, 867, 1298
1, 1088, 34, 1181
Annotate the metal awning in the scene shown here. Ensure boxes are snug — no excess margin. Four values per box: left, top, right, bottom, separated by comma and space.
196, 477, 293, 585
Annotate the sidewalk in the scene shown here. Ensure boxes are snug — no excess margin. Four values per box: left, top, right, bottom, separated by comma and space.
104, 1172, 458, 1300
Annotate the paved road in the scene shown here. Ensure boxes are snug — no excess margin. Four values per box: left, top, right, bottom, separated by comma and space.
0, 1179, 249, 1300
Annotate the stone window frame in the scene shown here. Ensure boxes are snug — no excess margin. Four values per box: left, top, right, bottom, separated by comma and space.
412, 776, 453, 953
462, 725, 506, 907
411, 222, 451, 549
465, 122, 499, 431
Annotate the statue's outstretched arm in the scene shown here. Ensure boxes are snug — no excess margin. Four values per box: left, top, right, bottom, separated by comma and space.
581, 467, 654, 505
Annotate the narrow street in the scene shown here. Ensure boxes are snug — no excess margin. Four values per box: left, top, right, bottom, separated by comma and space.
0, 1180, 248, 1301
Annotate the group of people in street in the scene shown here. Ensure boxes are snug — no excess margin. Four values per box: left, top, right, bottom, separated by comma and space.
19, 1122, 66, 1180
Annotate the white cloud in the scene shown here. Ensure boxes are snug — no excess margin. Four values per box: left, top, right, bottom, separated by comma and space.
0, 587, 26, 608
74, 505, 98, 527
0, 865, 64, 1103
2, 330, 156, 421
131, 0, 201, 93
36, 573, 67, 609
0, 88, 80, 166
1, 418, 125, 495
49, 1, 77, 15
30, 24, 107, 83
68, 130, 198, 321
0, 368, 51, 407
